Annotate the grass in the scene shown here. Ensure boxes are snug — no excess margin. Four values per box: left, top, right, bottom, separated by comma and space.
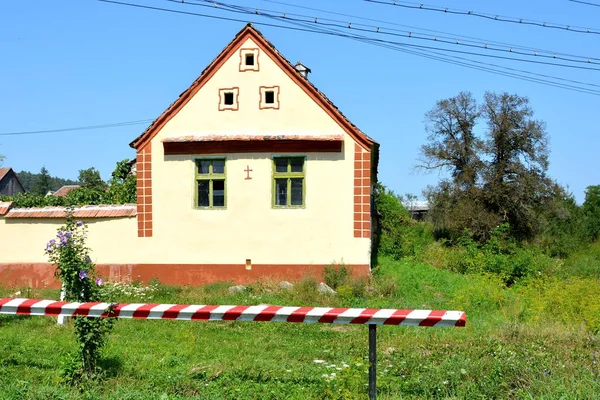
1, 259, 599, 399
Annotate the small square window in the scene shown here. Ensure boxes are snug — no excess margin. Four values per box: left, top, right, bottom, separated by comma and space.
219, 87, 239, 111
224, 92, 234, 105
239, 49, 259, 71
260, 86, 280, 109
265, 91, 275, 104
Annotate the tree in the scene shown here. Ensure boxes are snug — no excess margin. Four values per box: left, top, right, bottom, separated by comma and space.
107, 159, 136, 204
420, 91, 483, 190
421, 91, 560, 242
78, 168, 106, 192
32, 166, 52, 196
583, 185, 600, 241
481, 92, 555, 240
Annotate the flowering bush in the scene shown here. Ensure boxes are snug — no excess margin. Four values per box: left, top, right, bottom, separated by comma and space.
45, 216, 114, 382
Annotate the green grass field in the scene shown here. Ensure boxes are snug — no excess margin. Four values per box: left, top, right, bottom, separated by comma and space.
1, 258, 599, 399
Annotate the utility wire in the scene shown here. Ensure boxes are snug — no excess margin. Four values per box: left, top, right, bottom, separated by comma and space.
281, 16, 600, 96
365, 0, 600, 35
569, 0, 600, 7
182, 0, 600, 65
167, 0, 600, 71
97, 0, 600, 95
0, 119, 153, 136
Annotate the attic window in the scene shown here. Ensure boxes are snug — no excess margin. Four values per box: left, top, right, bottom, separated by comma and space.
239, 48, 259, 71
219, 87, 239, 111
265, 91, 275, 104
260, 86, 280, 109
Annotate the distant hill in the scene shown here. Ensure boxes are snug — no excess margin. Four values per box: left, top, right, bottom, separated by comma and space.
16, 170, 78, 192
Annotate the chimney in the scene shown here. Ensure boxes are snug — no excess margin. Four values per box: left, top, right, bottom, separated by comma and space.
294, 62, 311, 79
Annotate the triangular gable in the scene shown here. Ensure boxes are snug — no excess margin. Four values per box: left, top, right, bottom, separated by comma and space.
130, 23, 376, 151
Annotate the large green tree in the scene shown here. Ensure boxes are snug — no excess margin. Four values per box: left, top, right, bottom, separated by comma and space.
78, 168, 107, 192
421, 91, 560, 242
583, 185, 600, 241
32, 166, 52, 196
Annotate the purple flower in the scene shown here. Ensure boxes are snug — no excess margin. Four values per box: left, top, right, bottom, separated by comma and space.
76, 221, 84, 227
78, 270, 88, 279
95, 277, 103, 286
65, 230, 72, 239
86, 256, 92, 263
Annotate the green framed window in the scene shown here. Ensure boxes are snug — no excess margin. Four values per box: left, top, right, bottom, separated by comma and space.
195, 158, 226, 208
273, 157, 305, 207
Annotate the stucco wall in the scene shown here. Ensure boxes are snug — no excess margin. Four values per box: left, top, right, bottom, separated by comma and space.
142, 36, 371, 266
0, 35, 373, 287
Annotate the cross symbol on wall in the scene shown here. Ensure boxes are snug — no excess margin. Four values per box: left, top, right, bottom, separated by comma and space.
244, 165, 253, 180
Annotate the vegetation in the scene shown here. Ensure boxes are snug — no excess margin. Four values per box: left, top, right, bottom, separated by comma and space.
1, 257, 598, 399
2, 159, 136, 206
45, 217, 114, 382
17, 168, 78, 193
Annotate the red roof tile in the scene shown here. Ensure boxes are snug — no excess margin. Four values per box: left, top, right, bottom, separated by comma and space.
53, 185, 80, 197
4, 204, 136, 219
0, 168, 10, 182
0, 201, 13, 215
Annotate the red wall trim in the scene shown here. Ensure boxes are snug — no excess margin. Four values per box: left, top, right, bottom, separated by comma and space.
0, 263, 370, 289
136, 143, 153, 237
164, 140, 343, 155
353, 144, 371, 238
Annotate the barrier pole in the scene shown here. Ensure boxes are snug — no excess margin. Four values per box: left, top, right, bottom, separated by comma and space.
369, 324, 377, 399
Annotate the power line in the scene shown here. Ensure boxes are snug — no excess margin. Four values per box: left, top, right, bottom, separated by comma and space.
181, 0, 600, 65
569, 0, 600, 7
97, 0, 600, 95
261, 0, 592, 56
168, 0, 600, 71
0, 119, 153, 136
281, 17, 600, 96
365, 0, 600, 35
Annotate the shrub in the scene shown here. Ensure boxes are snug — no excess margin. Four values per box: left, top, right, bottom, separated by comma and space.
323, 262, 351, 289
45, 216, 114, 382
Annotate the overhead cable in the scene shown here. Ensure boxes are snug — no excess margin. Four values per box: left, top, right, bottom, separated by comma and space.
0, 119, 153, 136
365, 0, 600, 35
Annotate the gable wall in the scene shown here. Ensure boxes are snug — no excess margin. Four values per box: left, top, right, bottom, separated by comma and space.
139, 37, 372, 267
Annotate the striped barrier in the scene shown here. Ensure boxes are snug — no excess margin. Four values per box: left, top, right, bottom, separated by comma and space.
0, 298, 466, 326
0, 298, 466, 399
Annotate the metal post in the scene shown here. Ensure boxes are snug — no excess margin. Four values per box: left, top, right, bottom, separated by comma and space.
369, 324, 377, 400
57, 284, 66, 325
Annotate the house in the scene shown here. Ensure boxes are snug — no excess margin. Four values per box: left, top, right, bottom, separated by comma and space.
0, 168, 25, 196
0, 24, 378, 288
52, 185, 80, 197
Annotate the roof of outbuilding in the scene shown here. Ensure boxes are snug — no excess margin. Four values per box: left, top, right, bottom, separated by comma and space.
52, 185, 80, 197
130, 23, 377, 151
0, 201, 13, 215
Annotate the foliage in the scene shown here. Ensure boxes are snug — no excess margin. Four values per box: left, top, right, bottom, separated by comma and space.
374, 184, 434, 260
322, 262, 351, 290
584, 185, 600, 241
2, 257, 600, 398
45, 217, 113, 381
16, 170, 78, 192
78, 167, 107, 192
421, 91, 561, 242
106, 159, 136, 204
31, 166, 52, 196
1, 159, 136, 207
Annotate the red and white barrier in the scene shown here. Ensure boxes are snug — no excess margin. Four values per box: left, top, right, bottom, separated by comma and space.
0, 298, 466, 327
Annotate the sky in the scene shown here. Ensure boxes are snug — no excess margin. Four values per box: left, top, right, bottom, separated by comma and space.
1, 0, 598, 203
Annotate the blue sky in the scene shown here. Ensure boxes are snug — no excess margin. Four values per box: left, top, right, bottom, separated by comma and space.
1, 0, 598, 202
